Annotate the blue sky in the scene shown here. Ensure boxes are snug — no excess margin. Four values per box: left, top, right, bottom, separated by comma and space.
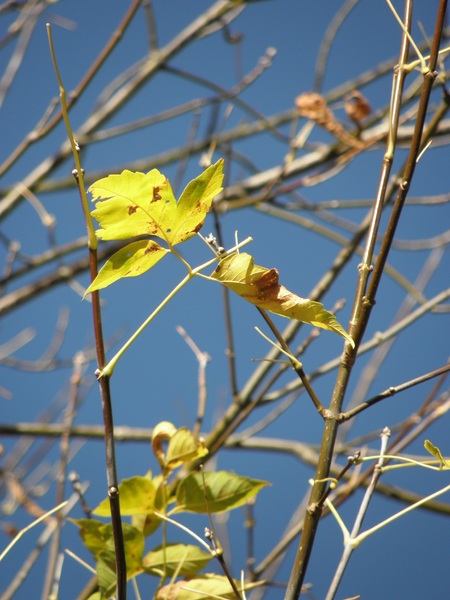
1, 2, 449, 599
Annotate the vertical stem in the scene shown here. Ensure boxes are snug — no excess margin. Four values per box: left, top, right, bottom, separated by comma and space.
285, 0, 448, 597
47, 25, 127, 599
89, 245, 127, 600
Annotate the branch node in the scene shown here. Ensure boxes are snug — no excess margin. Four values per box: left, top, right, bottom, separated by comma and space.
108, 486, 119, 499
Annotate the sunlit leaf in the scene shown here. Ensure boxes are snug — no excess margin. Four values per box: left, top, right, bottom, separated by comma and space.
89, 169, 173, 241
93, 475, 158, 516
173, 159, 224, 244
155, 574, 264, 600
174, 470, 268, 514
85, 240, 168, 294
143, 543, 212, 577
166, 427, 209, 469
211, 252, 354, 347
89, 160, 223, 246
152, 420, 178, 467
424, 440, 450, 469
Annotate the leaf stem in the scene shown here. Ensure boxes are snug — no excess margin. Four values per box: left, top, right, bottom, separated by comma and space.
101, 271, 194, 378
355, 481, 450, 544
255, 308, 326, 417
100, 237, 253, 377
153, 512, 212, 553
325, 428, 390, 600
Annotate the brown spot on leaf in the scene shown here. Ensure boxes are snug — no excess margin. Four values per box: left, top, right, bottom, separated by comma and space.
128, 205, 138, 215
151, 186, 162, 202
254, 268, 279, 294
194, 220, 204, 233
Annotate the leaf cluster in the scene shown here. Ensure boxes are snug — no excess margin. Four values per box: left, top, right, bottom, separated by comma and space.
86, 160, 353, 355
72, 422, 268, 599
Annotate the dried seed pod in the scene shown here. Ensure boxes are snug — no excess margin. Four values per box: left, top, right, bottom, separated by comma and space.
345, 90, 371, 123
295, 92, 330, 122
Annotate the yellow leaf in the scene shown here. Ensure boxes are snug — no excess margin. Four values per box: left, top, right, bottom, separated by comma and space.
85, 240, 168, 295
89, 160, 224, 246
90, 169, 172, 241
424, 440, 450, 469
166, 427, 209, 470
211, 252, 354, 347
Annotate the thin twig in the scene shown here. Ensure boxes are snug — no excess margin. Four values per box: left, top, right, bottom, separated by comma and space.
40, 354, 84, 600
285, 2, 448, 596
325, 428, 390, 600
342, 363, 450, 421
47, 24, 127, 599
256, 308, 326, 417
176, 326, 211, 437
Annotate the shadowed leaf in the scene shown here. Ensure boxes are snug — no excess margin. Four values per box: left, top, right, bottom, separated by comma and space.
143, 543, 212, 577
73, 520, 145, 598
85, 240, 168, 295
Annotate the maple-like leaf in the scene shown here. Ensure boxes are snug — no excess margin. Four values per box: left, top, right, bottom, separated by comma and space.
85, 160, 224, 294
211, 252, 354, 346
89, 159, 224, 246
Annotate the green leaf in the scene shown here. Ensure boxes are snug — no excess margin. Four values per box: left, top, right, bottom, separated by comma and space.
211, 252, 354, 347
97, 557, 117, 600
166, 427, 209, 469
72, 519, 144, 568
70, 518, 111, 557
93, 475, 158, 516
96, 524, 145, 599
155, 574, 264, 600
143, 543, 212, 577
424, 440, 450, 469
85, 240, 168, 294
122, 524, 145, 576
132, 510, 162, 537
174, 470, 269, 514
72, 520, 144, 599
89, 160, 223, 246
